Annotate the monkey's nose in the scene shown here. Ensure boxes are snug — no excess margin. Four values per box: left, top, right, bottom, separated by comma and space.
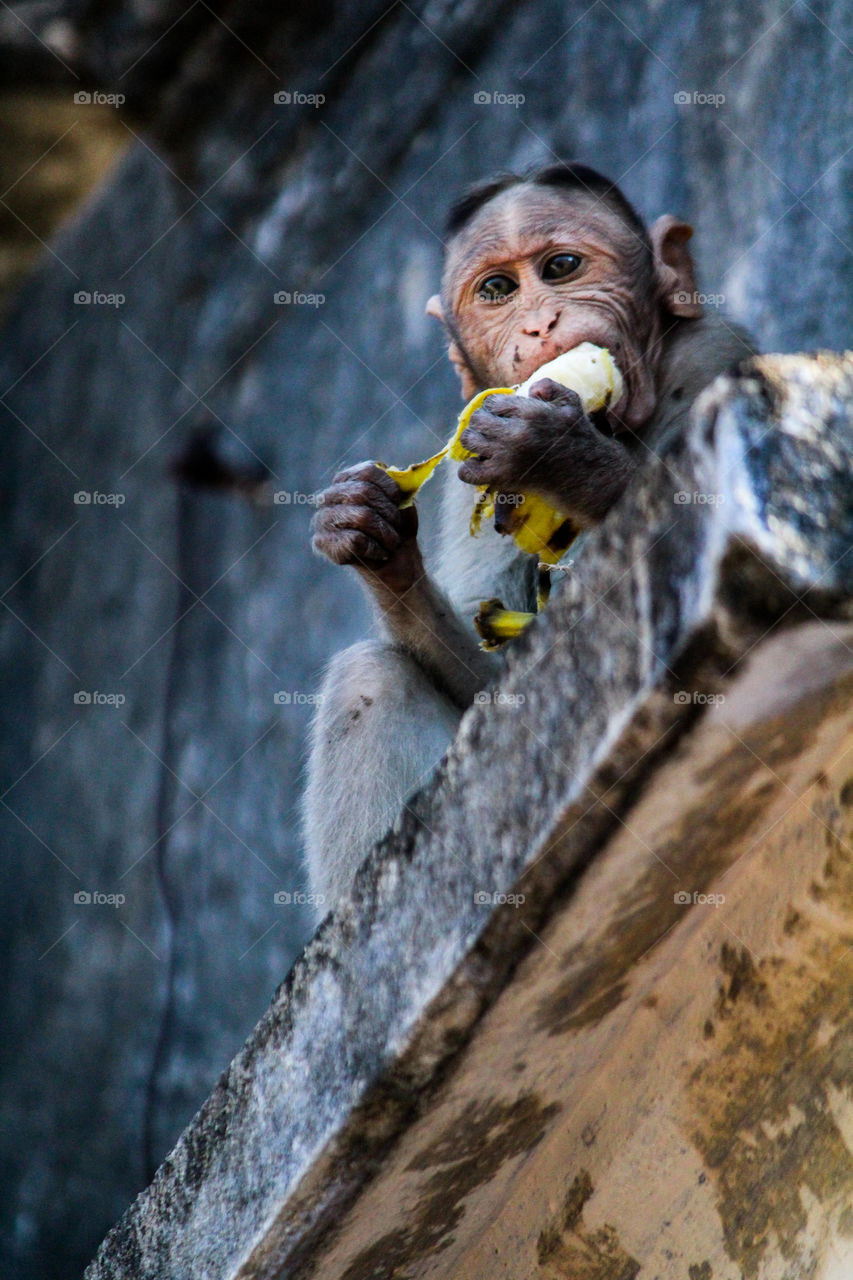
521, 308, 560, 337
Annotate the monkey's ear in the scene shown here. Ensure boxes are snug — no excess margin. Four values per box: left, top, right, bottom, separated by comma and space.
425, 293, 445, 323
447, 340, 480, 401
426, 294, 479, 398
649, 215, 703, 318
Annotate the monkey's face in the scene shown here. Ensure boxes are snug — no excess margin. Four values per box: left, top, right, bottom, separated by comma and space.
441, 187, 661, 430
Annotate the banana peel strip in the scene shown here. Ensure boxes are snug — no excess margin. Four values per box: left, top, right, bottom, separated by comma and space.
379, 387, 514, 510
474, 599, 536, 651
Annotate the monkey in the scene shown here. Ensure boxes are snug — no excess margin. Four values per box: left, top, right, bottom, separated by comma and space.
303, 163, 757, 916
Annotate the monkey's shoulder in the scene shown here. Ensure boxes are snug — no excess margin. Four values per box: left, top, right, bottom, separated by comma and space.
644, 312, 759, 452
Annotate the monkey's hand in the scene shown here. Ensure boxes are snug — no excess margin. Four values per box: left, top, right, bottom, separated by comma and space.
457, 377, 635, 526
312, 462, 425, 595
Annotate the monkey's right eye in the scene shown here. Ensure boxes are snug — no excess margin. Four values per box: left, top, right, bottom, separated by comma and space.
477, 274, 517, 302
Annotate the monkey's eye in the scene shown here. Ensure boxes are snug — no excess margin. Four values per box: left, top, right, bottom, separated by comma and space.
477, 274, 517, 302
542, 253, 582, 281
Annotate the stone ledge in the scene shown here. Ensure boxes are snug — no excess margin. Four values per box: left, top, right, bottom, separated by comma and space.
86, 351, 853, 1278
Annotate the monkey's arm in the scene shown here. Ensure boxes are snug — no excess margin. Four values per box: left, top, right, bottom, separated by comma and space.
364, 569, 499, 708
312, 462, 498, 709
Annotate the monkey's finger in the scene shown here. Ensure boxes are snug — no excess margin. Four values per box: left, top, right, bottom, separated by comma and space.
467, 406, 526, 437
330, 462, 409, 505
317, 478, 403, 526
526, 378, 584, 412
480, 392, 526, 417
458, 425, 492, 456
312, 527, 390, 566
314, 503, 402, 552
457, 457, 496, 487
461, 414, 523, 450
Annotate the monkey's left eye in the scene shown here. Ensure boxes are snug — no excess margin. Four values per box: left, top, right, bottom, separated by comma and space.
542, 253, 582, 281
477, 274, 517, 301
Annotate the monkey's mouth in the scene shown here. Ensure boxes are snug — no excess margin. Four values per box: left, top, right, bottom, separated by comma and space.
600, 394, 637, 436
514, 341, 573, 382
589, 406, 615, 436
515, 335, 617, 384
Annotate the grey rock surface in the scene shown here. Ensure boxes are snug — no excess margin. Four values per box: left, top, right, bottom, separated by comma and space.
1, 1, 852, 1275
84, 351, 853, 1278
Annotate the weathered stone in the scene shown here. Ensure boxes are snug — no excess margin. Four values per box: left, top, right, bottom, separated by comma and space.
84, 352, 853, 1278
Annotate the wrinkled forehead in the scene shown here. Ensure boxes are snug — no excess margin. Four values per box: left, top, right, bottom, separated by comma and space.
442, 184, 640, 304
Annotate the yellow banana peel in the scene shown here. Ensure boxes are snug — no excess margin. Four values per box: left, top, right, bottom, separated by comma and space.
380, 387, 514, 509
474, 599, 537, 651
474, 566, 555, 650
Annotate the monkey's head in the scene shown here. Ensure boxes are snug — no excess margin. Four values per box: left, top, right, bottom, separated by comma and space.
426, 164, 702, 432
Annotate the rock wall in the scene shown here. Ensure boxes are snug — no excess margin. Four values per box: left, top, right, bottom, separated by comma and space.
0, 2, 851, 1276
85, 351, 853, 1278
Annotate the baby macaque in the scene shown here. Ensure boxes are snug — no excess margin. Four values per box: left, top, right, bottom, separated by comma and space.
304, 163, 756, 913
